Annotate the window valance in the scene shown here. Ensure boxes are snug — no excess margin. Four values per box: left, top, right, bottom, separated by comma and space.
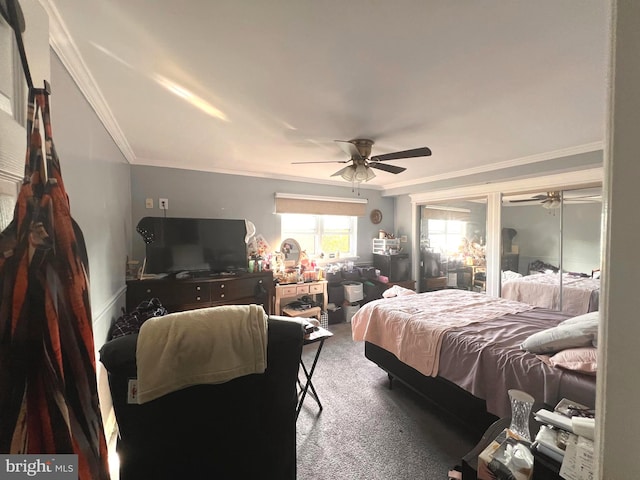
422, 206, 471, 221
274, 193, 367, 216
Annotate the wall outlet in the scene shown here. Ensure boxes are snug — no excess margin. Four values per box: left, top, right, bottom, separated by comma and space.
400, 235, 408, 243
145, 198, 153, 209
159, 198, 169, 210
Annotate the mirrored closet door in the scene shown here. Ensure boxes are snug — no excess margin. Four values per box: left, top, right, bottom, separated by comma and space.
419, 198, 487, 293
500, 187, 602, 314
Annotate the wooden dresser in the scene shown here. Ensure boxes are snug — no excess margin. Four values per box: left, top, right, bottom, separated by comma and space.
126, 271, 274, 314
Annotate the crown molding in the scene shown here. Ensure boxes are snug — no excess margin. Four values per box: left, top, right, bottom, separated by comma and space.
409, 167, 603, 204
384, 141, 604, 191
39, 0, 135, 164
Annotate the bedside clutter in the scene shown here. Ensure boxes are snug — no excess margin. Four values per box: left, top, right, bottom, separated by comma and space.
323, 265, 415, 323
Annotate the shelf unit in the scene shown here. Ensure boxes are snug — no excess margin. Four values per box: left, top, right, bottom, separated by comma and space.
372, 238, 401, 254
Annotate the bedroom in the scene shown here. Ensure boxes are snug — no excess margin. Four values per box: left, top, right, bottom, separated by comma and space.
0, 0, 638, 478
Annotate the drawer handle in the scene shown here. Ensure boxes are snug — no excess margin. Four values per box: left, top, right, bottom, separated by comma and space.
220, 294, 225, 298
146, 289, 151, 294
221, 284, 225, 289
196, 296, 201, 301
196, 286, 201, 291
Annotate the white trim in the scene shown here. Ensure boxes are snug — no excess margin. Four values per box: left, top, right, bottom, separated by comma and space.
274, 192, 368, 204
424, 205, 470, 213
409, 167, 603, 204
39, 0, 136, 164
385, 142, 603, 190
91, 285, 126, 335
485, 192, 502, 297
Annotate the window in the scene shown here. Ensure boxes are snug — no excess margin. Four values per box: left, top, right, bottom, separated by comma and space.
281, 214, 358, 259
427, 219, 466, 256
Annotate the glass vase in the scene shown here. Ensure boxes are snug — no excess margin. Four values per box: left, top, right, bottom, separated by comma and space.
508, 389, 534, 441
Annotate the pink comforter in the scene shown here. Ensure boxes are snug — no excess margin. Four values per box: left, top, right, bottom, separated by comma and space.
351, 289, 534, 377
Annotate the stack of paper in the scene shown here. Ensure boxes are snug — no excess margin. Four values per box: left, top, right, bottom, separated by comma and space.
532, 398, 595, 480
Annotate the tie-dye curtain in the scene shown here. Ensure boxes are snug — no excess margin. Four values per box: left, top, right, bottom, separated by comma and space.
0, 88, 110, 479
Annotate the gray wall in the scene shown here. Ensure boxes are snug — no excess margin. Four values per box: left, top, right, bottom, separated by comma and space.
130, 165, 395, 267
563, 203, 602, 273
51, 53, 132, 346
501, 202, 601, 274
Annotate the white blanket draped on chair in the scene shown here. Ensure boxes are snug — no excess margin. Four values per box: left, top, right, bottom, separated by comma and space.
136, 304, 268, 404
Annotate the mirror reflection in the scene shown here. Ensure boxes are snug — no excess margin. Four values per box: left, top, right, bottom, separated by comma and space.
500, 187, 602, 314
419, 198, 487, 293
280, 238, 301, 266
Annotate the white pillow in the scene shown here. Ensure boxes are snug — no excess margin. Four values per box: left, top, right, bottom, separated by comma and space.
521, 311, 599, 354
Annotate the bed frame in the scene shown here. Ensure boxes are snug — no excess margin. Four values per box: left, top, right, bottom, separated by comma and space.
365, 341, 499, 436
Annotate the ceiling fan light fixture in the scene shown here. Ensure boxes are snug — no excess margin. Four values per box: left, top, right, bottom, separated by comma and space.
542, 198, 562, 209
353, 164, 375, 182
340, 165, 356, 181
365, 167, 376, 181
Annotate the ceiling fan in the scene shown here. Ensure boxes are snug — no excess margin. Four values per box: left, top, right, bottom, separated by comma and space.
291, 138, 432, 183
508, 191, 563, 209
507, 190, 602, 209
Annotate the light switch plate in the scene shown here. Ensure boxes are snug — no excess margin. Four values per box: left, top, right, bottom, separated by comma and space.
145, 198, 153, 208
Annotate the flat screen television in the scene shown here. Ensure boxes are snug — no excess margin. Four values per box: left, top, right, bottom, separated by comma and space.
136, 217, 248, 275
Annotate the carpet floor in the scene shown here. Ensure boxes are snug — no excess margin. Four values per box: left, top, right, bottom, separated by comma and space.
296, 322, 479, 480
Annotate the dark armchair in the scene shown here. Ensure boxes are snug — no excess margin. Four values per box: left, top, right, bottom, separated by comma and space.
99, 316, 305, 480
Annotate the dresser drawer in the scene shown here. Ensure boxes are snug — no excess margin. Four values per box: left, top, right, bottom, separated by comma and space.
174, 283, 210, 305
279, 285, 299, 297
309, 283, 324, 294
127, 281, 210, 311
216, 276, 269, 301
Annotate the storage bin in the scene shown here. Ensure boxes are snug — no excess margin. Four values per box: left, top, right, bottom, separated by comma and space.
343, 302, 361, 323
342, 281, 364, 303
328, 284, 345, 305
342, 269, 361, 281
320, 311, 329, 330
325, 271, 343, 284
363, 281, 384, 302
327, 306, 343, 324
360, 266, 378, 280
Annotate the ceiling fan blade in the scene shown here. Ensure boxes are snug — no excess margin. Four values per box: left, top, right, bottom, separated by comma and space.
370, 147, 432, 162
509, 194, 549, 203
335, 140, 363, 160
291, 159, 349, 164
369, 163, 406, 174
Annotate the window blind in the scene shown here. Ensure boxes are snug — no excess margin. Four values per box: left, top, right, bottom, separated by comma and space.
274, 193, 367, 216
422, 206, 471, 221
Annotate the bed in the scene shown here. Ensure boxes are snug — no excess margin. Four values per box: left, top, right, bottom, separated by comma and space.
501, 271, 600, 315
351, 289, 597, 434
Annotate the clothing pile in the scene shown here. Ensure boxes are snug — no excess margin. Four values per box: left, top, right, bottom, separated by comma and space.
109, 298, 168, 340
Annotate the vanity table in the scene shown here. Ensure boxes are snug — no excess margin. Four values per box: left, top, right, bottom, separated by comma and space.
274, 280, 328, 316
273, 237, 327, 315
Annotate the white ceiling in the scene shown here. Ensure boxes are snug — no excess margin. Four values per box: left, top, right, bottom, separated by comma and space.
42, 0, 608, 190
